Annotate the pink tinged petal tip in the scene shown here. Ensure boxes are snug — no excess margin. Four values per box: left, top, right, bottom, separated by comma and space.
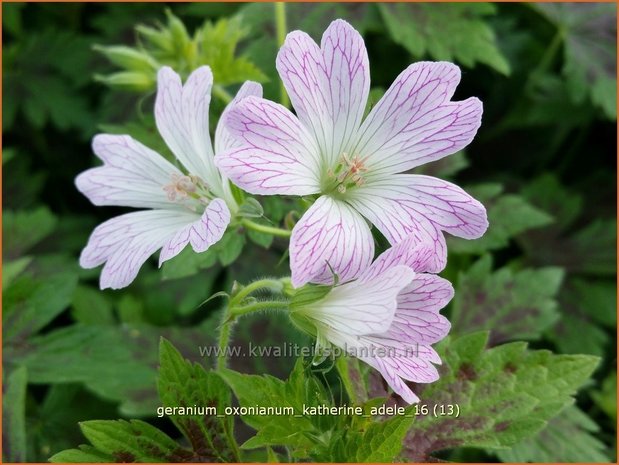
79, 209, 204, 290
215, 96, 321, 196
361, 233, 440, 282
276, 19, 370, 166
159, 198, 231, 265
388, 273, 454, 345
76, 134, 182, 210
354, 61, 482, 176
289, 195, 374, 287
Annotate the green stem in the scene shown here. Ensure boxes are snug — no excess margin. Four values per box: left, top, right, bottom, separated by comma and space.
231, 300, 289, 317
274, 2, 290, 107
242, 219, 291, 238
212, 84, 233, 104
216, 309, 234, 371
231, 278, 284, 306
526, 28, 564, 92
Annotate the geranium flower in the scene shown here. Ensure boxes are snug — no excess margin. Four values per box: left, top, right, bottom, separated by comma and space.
76, 66, 261, 289
215, 19, 488, 287
290, 234, 454, 404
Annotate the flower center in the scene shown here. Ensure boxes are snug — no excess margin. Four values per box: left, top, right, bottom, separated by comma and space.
163, 173, 213, 211
324, 152, 368, 195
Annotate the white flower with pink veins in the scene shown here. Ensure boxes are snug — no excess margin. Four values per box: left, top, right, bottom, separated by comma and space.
215, 19, 489, 288
76, 66, 261, 289
291, 234, 454, 404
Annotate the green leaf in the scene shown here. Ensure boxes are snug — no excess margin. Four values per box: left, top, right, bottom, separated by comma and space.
2, 256, 32, 289
198, 16, 267, 86
160, 246, 218, 280
237, 197, 264, 218
98, 13, 266, 93
521, 217, 617, 276
215, 230, 246, 266
4, 207, 58, 258
3, 272, 78, 344
52, 419, 185, 463
550, 278, 616, 356
2, 367, 28, 462
4, 30, 95, 133
414, 151, 470, 179
402, 332, 599, 461
50, 445, 113, 463
325, 411, 414, 462
451, 256, 563, 344
497, 406, 611, 462
536, 3, 617, 119
519, 175, 616, 276
219, 359, 336, 458
71, 285, 115, 325
520, 174, 583, 231
379, 3, 510, 74
592, 372, 617, 425
448, 184, 553, 254
7, 324, 213, 417
158, 338, 238, 462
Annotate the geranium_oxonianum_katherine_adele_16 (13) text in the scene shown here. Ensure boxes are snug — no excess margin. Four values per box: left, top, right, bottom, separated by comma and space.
75, 18, 488, 404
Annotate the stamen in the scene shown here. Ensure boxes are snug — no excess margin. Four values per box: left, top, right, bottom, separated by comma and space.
325, 152, 369, 195
163, 173, 211, 205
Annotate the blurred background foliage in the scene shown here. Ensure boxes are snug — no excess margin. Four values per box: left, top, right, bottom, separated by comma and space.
2, 2, 616, 463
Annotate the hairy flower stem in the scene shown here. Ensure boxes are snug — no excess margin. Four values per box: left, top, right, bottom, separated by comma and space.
216, 309, 234, 371
216, 278, 289, 370
231, 278, 285, 305
242, 218, 292, 238
231, 300, 290, 316
274, 2, 290, 107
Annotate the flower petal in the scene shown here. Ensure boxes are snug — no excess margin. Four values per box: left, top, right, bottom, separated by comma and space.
348, 174, 488, 270
159, 198, 231, 265
76, 134, 181, 209
388, 274, 453, 345
326, 331, 441, 403
215, 96, 321, 195
155, 66, 223, 195
290, 195, 374, 287
80, 209, 201, 290
214, 81, 263, 154
353, 62, 482, 176
360, 234, 439, 282
361, 342, 441, 403
276, 19, 370, 167
311, 265, 415, 335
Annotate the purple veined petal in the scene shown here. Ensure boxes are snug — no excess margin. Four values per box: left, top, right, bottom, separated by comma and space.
348, 174, 488, 270
310, 265, 416, 336
80, 209, 203, 290
327, 331, 441, 403
346, 190, 448, 273
289, 195, 374, 287
214, 81, 263, 155
362, 174, 489, 238
360, 234, 439, 282
352, 62, 482, 176
215, 96, 321, 196
155, 66, 223, 195
276, 19, 370, 167
387, 273, 454, 345
159, 198, 231, 265
76, 134, 182, 209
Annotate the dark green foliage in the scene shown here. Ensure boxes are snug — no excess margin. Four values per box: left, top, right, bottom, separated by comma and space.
2, 2, 615, 463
